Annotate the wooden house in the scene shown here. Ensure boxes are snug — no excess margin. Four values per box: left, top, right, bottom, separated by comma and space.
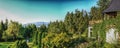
103, 0, 120, 44
103, 0, 120, 19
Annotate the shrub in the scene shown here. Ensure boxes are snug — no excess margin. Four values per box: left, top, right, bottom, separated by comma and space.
9, 40, 29, 48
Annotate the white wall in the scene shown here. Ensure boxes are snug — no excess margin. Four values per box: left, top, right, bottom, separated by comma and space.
106, 28, 119, 44
88, 26, 93, 38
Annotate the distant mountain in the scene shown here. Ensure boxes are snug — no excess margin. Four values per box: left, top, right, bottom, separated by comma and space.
23, 22, 49, 27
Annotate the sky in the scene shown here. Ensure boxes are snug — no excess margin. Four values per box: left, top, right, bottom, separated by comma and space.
0, 0, 98, 24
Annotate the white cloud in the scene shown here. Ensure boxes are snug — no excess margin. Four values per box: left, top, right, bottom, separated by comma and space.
0, 9, 52, 24
0, 9, 28, 24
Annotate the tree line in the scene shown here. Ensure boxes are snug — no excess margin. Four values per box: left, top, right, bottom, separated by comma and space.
0, 0, 113, 48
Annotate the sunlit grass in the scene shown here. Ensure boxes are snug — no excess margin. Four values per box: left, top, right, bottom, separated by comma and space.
0, 42, 14, 48
0, 42, 35, 48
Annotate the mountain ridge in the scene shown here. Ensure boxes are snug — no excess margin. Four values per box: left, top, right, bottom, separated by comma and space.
23, 22, 49, 27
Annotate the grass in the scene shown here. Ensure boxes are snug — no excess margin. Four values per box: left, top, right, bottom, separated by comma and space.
0, 44, 7, 48
0, 42, 35, 48
0, 42, 14, 48
27, 42, 39, 48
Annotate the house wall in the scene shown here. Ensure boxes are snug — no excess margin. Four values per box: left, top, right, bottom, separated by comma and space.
104, 11, 120, 44
104, 12, 117, 20
106, 28, 119, 44
88, 26, 93, 38
117, 11, 120, 16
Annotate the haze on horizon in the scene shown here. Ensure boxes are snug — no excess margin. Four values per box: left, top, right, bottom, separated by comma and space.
0, 0, 98, 24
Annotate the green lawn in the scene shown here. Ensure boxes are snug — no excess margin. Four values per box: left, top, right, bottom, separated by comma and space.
0, 42, 35, 48
0, 44, 8, 48
0, 42, 14, 48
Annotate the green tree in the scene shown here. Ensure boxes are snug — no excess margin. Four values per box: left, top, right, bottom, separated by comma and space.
24, 24, 37, 42
0, 20, 5, 40
97, 0, 110, 12
32, 24, 47, 48
4, 19, 8, 30
38, 24, 47, 32
9, 40, 29, 48
64, 9, 88, 34
90, 6, 99, 20
2, 21, 22, 41
33, 31, 39, 45
64, 12, 75, 33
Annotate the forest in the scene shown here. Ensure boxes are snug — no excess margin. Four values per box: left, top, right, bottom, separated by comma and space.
0, 0, 120, 48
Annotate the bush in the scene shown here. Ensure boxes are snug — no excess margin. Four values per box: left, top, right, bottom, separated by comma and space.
9, 40, 29, 48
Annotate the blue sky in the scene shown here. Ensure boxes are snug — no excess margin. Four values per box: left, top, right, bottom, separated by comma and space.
0, 0, 98, 24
